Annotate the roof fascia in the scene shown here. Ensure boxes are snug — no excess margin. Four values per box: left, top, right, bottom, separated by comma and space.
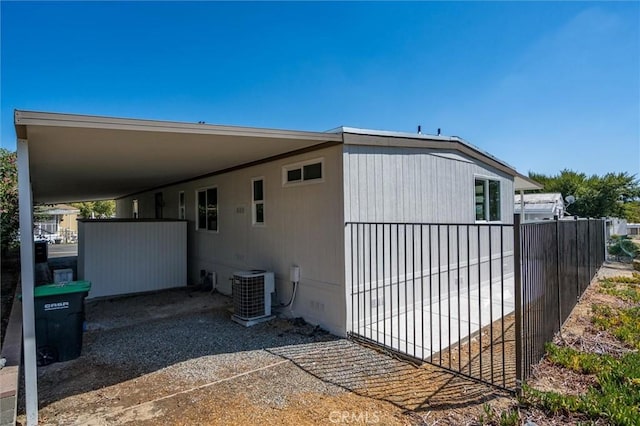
342, 132, 517, 177
14, 110, 343, 142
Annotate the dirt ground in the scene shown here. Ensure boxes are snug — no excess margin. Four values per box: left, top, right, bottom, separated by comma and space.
527, 261, 638, 394
13, 260, 636, 425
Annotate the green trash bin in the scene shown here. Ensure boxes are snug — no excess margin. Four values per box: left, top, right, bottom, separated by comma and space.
33, 281, 91, 366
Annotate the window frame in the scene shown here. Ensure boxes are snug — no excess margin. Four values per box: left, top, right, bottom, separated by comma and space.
474, 176, 502, 222
195, 186, 219, 232
282, 157, 324, 187
251, 177, 265, 226
154, 192, 164, 219
178, 191, 186, 220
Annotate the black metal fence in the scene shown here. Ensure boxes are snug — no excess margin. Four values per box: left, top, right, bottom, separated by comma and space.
347, 216, 605, 392
347, 222, 516, 390
515, 216, 605, 383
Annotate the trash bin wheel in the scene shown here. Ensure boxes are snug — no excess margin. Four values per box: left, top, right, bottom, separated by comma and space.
37, 346, 58, 366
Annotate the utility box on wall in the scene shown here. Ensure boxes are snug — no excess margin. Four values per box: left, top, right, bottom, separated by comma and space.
77, 219, 187, 298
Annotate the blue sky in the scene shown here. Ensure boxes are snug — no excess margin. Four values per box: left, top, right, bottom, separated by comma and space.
1, 1, 638, 177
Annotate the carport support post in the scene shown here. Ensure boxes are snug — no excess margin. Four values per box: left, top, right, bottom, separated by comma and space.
17, 138, 39, 425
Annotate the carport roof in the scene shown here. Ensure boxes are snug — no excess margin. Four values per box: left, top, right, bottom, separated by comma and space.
15, 110, 343, 203
15, 109, 540, 203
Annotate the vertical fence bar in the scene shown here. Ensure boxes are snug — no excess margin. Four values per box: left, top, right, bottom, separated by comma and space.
500, 225, 505, 388
396, 224, 400, 352
389, 224, 395, 347
420, 225, 424, 360
477, 225, 482, 380
357, 224, 365, 340
467, 225, 472, 376
587, 220, 592, 284
351, 224, 355, 336
388, 224, 392, 349
575, 217, 579, 300
556, 217, 562, 332
437, 225, 442, 366
457, 225, 462, 373
429, 225, 433, 360
375, 224, 379, 344
383, 224, 387, 347
404, 223, 408, 354
412, 225, 417, 358
365, 224, 370, 340
447, 226, 452, 369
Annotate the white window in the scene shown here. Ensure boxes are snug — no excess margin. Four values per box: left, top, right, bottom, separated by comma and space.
252, 178, 265, 225
196, 187, 218, 231
178, 191, 185, 220
475, 178, 501, 221
282, 158, 324, 186
132, 199, 139, 219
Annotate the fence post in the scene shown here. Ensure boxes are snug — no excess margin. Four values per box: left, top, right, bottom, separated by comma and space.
513, 214, 523, 393
575, 217, 579, 300
587, 218, 595, 284
555, 216, 562, 333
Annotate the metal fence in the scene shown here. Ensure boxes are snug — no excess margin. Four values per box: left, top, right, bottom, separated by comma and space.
347, 216, 605, 392
347, 222, 516, 390
515, 216, 605, 383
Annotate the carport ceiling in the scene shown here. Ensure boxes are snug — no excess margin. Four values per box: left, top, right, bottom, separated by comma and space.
15, 110, 343, 204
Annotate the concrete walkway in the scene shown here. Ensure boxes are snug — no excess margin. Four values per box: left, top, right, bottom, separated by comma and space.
353, 277, 515, 360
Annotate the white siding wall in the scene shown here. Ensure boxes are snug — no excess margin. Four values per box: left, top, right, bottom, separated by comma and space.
116, 145, 346, 335
78, 220, 187, 298
343, 145, 514, 223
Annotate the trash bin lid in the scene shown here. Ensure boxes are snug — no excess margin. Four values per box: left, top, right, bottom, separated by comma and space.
34, 281, 92, 298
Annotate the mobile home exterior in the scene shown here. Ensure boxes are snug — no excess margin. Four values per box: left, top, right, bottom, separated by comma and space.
115, 127, 518, 336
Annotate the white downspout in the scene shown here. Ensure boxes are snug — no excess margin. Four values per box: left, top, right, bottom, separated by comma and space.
17, 138, 39, 425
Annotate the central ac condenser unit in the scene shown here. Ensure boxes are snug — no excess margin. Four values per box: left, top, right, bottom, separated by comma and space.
231, 270, 275, 326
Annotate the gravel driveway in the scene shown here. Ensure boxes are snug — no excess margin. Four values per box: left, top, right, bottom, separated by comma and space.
17, 287, 509, 425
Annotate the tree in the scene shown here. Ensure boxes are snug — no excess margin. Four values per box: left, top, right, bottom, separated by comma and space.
0, 149, 18, 253
528, 169, 640, 219
623, 201, 640, 223
70, 200, 115, 219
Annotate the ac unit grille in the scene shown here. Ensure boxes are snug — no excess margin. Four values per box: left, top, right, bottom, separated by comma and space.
233, 275, 266, 320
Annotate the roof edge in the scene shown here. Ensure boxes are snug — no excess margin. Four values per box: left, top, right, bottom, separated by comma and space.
340, 126, 519, 173
514, 174, 544, 191
14, 109, 343, 142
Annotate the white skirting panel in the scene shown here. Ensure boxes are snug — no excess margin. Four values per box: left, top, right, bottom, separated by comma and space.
78, 220, 187, 298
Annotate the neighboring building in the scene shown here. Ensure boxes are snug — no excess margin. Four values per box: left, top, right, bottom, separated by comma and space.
33, 204, 80, 243
514, 192, 565, 221
605, 217, 628, 239
628, 223, 640, 237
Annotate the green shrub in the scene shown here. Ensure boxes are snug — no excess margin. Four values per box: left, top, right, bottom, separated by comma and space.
523, 347, 640, 425
608, 236, 640, 258
591, 304, 640, 350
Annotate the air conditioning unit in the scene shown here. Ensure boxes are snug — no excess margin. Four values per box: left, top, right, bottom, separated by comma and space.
231, 270, 275, 326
